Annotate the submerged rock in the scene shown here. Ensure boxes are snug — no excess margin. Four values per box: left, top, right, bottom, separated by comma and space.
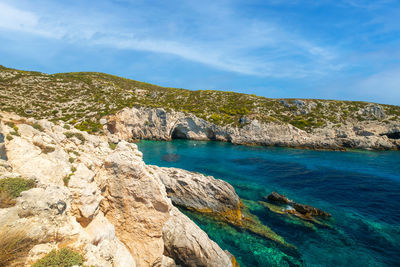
153, 167, 298, 252
265, 192, 331, 218
162, 153, 180, 162
266, 191, 291, 204
292, 202, 331, 217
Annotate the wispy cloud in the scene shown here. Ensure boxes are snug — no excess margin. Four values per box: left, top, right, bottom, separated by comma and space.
0, 0, 399, 104
0, 1, 339, 78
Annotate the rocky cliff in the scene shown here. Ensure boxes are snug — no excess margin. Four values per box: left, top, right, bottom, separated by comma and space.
106, 106, 400, 150
0, 112, 239, 267
1, 65, 400, 151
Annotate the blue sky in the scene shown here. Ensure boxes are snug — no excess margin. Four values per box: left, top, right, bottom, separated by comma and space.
0, 0, 399, 105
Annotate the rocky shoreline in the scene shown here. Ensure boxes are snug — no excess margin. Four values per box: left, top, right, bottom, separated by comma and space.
0, 112, 243, 266
106, 107, 400, 151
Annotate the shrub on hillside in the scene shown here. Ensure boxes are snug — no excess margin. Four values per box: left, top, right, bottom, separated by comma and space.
32, 248, 84, 267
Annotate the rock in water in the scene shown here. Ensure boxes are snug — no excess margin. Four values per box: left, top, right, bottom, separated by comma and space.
150, 166, 242, 224
266, 191, 291, 204
265, 192, 330, 217
292, 203, 331, 217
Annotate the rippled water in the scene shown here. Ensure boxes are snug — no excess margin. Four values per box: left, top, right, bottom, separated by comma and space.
137, 140, 400, 267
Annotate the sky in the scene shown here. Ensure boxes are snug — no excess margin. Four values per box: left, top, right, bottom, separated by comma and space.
0, 0, 399, 105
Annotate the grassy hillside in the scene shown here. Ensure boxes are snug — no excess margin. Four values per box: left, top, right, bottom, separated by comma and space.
1, 65, 399, 133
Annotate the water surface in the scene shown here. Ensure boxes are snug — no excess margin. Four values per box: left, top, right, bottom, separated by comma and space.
137, 140, 400, 267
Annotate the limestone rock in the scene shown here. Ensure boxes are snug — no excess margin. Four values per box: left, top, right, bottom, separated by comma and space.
151, 166, 240, 214
106, 106, 400, 150
0, 112, 238, 267
100, 141, 171, 266
163, 207, 233, 267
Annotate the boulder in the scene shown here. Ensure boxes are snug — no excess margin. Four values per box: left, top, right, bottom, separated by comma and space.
151, 166, 241, 223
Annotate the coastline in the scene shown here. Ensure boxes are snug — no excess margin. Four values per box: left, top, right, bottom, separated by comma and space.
106, 106, 400, 151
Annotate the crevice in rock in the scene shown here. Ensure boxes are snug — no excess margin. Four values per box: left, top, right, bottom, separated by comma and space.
381, 132, 400, 139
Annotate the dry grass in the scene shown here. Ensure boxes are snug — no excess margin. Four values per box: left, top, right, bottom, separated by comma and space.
0, 191, 16, 208
0, 224, 36, 266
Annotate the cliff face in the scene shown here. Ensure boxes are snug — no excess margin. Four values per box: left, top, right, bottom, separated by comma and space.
106, 107, 400, 150
1, 65, 400, 151
0, 112, 238, 267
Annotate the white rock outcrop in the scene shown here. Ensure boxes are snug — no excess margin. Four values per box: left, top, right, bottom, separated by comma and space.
106, 107, 400, 150
0, 113, 237, 267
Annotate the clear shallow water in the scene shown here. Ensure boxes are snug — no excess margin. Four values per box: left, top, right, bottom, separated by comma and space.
137, 140, 400, 267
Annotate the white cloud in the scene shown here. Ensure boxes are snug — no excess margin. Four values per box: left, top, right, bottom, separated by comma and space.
0, 2, 58, 38
0, 1, 339, 78
0, 2, 37, 30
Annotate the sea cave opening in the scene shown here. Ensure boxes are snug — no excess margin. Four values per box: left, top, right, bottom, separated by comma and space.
171, 127, 188, 139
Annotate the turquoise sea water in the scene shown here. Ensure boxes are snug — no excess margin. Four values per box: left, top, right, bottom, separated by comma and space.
137, 140, 400, 267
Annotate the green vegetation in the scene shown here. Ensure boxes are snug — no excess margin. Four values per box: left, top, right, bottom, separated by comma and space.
32, 248, 84, 267
32, 122, 44, 131
108, 142, 117, 150
63, 175, 71, 187
6, 121, 20, 136
65, 132, 86, 143
63, 164, 78, 187
0, 66, 399, 132
0, 177, 35, 208
0, 177, 35, 199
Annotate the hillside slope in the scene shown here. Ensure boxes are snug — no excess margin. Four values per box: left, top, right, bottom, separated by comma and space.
1, 65, 399, 149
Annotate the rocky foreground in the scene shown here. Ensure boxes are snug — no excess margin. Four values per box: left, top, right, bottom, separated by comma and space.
0, 112, 241, 267
107, 106, 400, 150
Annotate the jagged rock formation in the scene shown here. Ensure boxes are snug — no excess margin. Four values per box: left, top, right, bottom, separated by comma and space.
0, 112, 238, 267
106, 107, 400, 150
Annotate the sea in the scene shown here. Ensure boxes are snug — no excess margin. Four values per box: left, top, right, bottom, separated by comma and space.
137, 140, 400, 267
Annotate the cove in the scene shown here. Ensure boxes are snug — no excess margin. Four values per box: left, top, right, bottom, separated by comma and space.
137, 140, 400, 267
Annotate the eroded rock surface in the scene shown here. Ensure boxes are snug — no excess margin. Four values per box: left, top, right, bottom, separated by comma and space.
0, 113, 235, 267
